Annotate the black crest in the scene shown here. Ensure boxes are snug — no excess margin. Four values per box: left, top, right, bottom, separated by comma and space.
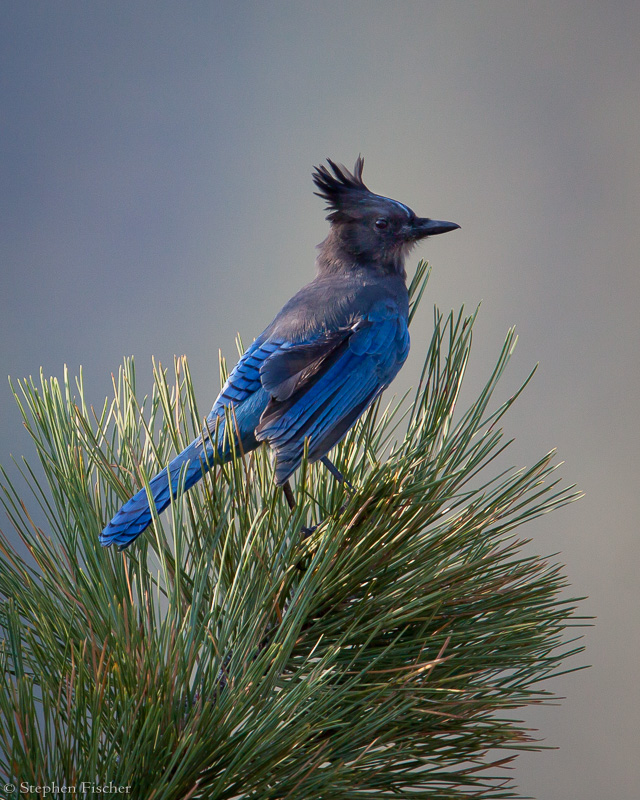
312, 156, 370, 221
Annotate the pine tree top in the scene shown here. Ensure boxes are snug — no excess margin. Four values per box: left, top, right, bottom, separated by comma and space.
0, 262, 585, 798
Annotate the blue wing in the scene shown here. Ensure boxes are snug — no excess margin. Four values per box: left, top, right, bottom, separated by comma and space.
210, 336, 280, 412
197, 335, 283, 453
255, 299, 409, 484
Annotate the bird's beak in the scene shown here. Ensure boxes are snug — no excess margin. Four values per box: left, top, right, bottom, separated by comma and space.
411, 218, 461, 239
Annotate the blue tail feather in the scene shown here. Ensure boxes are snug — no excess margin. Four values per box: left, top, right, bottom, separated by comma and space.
99, 439, 209, 550
100, 388, 269, 550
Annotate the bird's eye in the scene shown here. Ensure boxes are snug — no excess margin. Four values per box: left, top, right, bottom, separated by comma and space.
375, 218, 388, 230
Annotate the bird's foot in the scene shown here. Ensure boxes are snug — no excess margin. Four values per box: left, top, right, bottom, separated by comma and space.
300, 523, 318, 539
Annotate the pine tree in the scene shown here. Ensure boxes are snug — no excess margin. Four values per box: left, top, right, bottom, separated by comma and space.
0, 263, 584, 798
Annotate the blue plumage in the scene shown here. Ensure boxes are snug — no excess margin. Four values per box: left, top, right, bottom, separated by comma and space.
100, 158, 459, 549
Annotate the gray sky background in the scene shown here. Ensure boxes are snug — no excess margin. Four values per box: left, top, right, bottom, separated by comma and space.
1, 2, 639, 797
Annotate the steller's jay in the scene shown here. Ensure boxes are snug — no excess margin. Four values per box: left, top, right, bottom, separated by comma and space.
100, 157, 459, 549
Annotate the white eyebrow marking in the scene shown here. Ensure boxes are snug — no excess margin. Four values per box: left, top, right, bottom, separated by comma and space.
376, 194, 412, 218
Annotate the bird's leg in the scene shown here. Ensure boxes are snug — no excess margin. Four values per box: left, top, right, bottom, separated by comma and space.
282, 480, 297, 511
320, 456, 353, 524
283, 460, 353, 543
320, 456, 353, 494
282, 480, 316, 539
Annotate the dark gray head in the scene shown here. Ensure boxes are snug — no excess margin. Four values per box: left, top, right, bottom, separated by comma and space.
313, 156, 459, 277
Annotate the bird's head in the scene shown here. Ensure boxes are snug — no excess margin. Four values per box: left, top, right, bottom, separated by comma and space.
313, 156, 459, 277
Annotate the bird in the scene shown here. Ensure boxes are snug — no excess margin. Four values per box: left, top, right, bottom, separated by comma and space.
100, 157, 459, 550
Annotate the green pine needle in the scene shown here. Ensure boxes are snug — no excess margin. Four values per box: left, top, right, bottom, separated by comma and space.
0, 262, 585, 798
